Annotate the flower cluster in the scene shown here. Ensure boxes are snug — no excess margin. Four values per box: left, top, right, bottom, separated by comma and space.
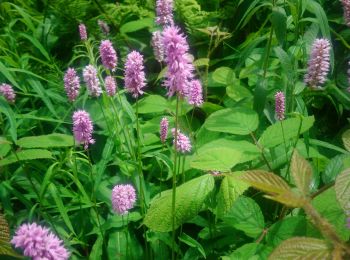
162, 25, 194, 97
0, 83, 15, 103
98, 20, 110, 35
11, 222, 69, 260
275, 91, 285, 121
160, 117, 169, 143
124, 51, 146, 98
99, 40, 117, 71
64, 68, 80, 102
188, 80, 203, 106
104, 75, 117, 96
156, 0, 174, 26
304, 38, 330, 88
111, 184, 137, 215
83, 65, 102, 97
171, 128, 191, 153
151, 31, 164, 63
72, 110, 94, 149
79, 24, 87, 41
341, 0, 350, 27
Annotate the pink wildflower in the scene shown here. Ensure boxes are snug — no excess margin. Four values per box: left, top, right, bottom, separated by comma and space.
160, 117, 169, 143
64, 68, 80, 102
72, 110, 95, 149
0, 83, 15, 103
104, 76, 117, 96
171, 128, 191, 153
188, 80, 203, 106
79, 24, 87, 41
124, 51, 146, 98
83, 65, 102, 97
156, 0, 174, 26
151, 31, 164, 63
99, 40, 117, 71
341, 0, 350, 26
275, 91, 285, 121
111, 184, 137, 215
98, 20, 110, 35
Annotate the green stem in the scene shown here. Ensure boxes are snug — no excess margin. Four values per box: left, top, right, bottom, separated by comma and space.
172, 95, 180, 260
250, 132, 273, 171
280, 121, 289, 178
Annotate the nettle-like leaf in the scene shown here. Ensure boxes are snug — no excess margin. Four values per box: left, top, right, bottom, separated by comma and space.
259, 116, 315, 148
204, 107, 258, 135
268, 237, 331, 260
335, 168, 350, 213
216, 173, 249, 217
0, 213, 22, 258
222, 196, 265, 238
143, 174, 215, 232
291, 150, 312, 195
239, 170, 305, 207
342, 129, 350, 152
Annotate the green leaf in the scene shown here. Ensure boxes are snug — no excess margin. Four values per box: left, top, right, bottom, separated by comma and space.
266, 216, 307, 247
205, 107, 258, 135
193, 58, 209, 68
312, 187, 350, 241
224, 243, 271, 260
268, 237, 331, 260
144, 174, 215, 232
335, 169, 350, 213
342, 129, 350, 152
0, 98, 17, 142
19, 33, 51, 61
222, 196, 264, 238
178, 233, 206, 259
306, 1, 330, 39
0, 149, 53, 166
291, 150, 312, 195
108, 230, 143, 259
259, 116, 315, 148
90, 235, 103, 260
17, 134, 74, 148
136, 95, 168, 114
190, 147, 242, 171
216, 173, 249, 217
226, 83, 253, 102
212, 67, 235, 85
323, 155, 348, 184
120, 18, 154, 34
271, 7, 287, 45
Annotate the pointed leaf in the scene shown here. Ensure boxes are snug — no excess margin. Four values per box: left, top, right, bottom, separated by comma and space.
291, 150, 312, 195
259, 116, 315, 148
0, 149, 53, 166
216, 173, 249, 217
205, 107, 258, 135
268, 237, 331, 260
178, 233, 206, 259
335, 169, 350, 213
17, 134, 74, 148
144, 174, 215, 232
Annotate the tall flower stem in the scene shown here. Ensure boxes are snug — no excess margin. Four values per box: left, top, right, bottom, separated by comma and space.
280, 121, 289, 177
171, 94, 180, 260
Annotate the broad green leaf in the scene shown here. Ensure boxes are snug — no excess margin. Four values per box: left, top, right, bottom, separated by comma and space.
312, 187, 350, 241
306, 1, 330, 39
102, 212, 142, 231
144, 174, 215, 232
193, 58, 209, 68
190, 147, 242, 171
226, 83, 252, 102
216, 173, 249, 217
136, 95, 168, 114
178, 233, 206, 259
341, 129, 350, 152
212, 67, 235, 85
90, 235, 103, 260
259, 116, 315, 148
205, 107, 258, 135
266, 216, 307, 247
0, 149, 53, 166
224, 243, 272, 260
274, 46, 293, 80
291, 150, 312, 195
0, 213, 22, 258
268, 237, 331, 260
271, 7, 287, 46
0, 98, 17, 142
17, 134, 74, 148
108, 230, 143, 259
222, 196, 264, 238
120, 18, 154, 34
323, 155, 348, 184
335, 169, 350, 212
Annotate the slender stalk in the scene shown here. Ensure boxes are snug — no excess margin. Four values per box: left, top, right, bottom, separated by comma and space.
171, 95, 180, 260
250, 132, 273, 171
280, 121, 289, 178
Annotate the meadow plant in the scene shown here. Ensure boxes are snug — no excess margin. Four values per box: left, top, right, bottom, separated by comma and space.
83, 65, 102, 97
151, 30, 164, 63
171, 128, 191, 153
78, 23, 87, 41
99, 40, 117, 71
111, 184, 137, 215
63, 68, 80, 102
160, 117, 169, 143
156, 0, 174, 26
98, 20, 110, 35
275, 91, 285, 121
104, 75, 117, 96
0, 83, 15, 103
124, 51, 146, 98
72, 110, 94, 149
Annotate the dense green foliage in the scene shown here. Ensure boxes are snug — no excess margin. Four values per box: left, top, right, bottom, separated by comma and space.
1, 0, 350, 259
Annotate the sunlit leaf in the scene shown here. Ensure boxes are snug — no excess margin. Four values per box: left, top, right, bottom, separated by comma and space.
291, 150, 312, 195
17, 134, 74, 148
335, 169, 350, 213
341, 129, 350, 152
0, 149, 53, 166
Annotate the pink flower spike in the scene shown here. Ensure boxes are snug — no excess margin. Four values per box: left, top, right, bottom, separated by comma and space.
72, 110, 95, 149
0, 83, 15, 103
83, 65, 102, 97
171, 128, 191, 153
160, 117, 169, 143
151, 31, 164, 63
275, 91, 285, 121
188, 80, 203, 106
98, 20, 110, 35
111, 184, 137, 215
304, 38, 330, 88
64, 68, 80, 102
99, 40, 117, 71
341, 0, 350, 27
79, 24, 87, 41
124, 51, 146, 98
156, 0, 174, 26
11, 222, 69, 260
104, 75, 117, 96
